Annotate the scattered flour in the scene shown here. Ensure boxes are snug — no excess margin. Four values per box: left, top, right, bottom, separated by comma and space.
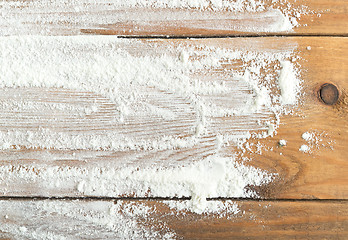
0, 0, 316, 35
300, 132, 314, 153
299, 144, 309, 153
164, 200, 240, 217
0, 12, 307, 238
278, 61, 301, 105
0, 36, 300, 238
302, 132, 313, 141
300, 131, 335, 153
0, 36, 301, 153
19, 226, 27, 233
0, 155, 275, 214
0, 200, 176, 239
279, 139, 287, 146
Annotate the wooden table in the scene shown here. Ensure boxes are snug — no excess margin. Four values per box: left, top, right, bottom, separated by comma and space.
0, 0, 347, 239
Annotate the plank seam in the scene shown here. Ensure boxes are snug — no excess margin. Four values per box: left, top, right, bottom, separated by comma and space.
98, 34, 348, 39
0, 197, 347, 202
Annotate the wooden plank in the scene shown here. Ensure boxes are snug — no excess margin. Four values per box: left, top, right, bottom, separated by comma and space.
0, 37, 346, 199
0, 0, 347, 36
0, 199, 347, 239
291, 0, 348, 36
224, 36, 348, 199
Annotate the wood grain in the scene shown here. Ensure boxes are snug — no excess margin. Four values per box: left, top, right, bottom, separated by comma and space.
84, 0, 348, 36
0, 37, 346, 200
230, 36, 348, 199
1, 1, 347, 238
0, 199, 347, 239
0, 0, 347, 37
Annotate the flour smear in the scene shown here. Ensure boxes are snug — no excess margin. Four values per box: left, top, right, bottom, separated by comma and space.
0, 35, 303, 238
0, 0, 313, 35
0, 200, 176, 239
0, 0, 313, 238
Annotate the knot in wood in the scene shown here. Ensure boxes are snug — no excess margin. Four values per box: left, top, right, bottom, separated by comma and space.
319, 83, 339, 105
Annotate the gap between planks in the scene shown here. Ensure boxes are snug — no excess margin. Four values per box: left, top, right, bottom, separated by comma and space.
0, 197, 348, 203
89, 34, 348, 39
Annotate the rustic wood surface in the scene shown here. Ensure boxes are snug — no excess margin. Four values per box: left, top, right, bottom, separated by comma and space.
216, 37, 348, 200
0, 0, 347, 36
0, 37, 346, 201
0, 0, 348, 239
81, 0, 348, 36
1, 199, 347, 239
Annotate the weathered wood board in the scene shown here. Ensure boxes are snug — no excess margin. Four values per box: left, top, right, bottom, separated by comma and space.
0, 37, 346, 201
0, 199, 347, 239
0, 0, 348, 239
0, 0, 347, 36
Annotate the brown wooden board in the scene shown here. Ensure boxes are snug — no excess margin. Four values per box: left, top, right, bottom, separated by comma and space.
0, 37, 346, 200
0, 0, 347, 37
0, 199, 347, 239
1, 1, 348, 237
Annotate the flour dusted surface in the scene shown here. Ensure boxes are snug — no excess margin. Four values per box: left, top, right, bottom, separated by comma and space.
0, 200, 176, 239
0, 0, 315, 36
0, 37, 301, 194
0, 36, 304, 238
0, 36, 301, 153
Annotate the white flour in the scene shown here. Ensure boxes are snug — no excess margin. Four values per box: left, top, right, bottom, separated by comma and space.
0, 155, 275, 213
164, 200, 240, 217
279, 139, 287, 146
0, 17, 306, 239
0, 36, 300, 153
299, 131, 335, 153
299, 144, 309, 153
302, 132, 313, 141
0, 0, 313, 35
278, 61, 300, 105
0, 36, 301, 204
0, 200, 176, 239
0, 39, 302, 180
